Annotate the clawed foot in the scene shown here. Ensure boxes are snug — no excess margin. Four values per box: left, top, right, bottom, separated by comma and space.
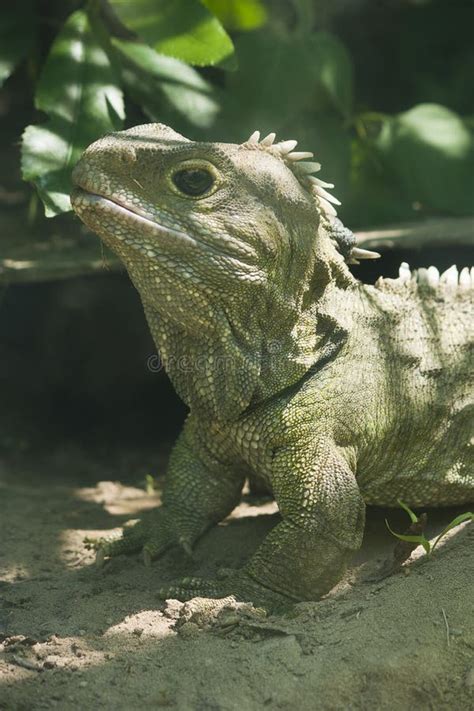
84, 510, 195, 568
85, 517, 292, 609
159, 571, 293, 610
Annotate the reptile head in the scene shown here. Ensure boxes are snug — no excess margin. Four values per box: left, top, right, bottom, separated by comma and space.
72, 124, 369, 414
71, 123, 352, 325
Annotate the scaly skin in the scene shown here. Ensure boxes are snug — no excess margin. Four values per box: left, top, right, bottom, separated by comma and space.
71, 124, 473, 606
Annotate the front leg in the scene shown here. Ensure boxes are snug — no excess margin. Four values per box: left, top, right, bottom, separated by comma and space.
93, 415, 244, 564
246, 441, 365, 600
163, 439, 365, 604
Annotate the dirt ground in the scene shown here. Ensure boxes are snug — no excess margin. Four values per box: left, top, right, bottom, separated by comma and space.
0, 447, 473, 711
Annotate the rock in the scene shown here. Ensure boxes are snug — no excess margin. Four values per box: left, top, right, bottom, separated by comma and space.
176, 596, 267, 633
163, 599, 183, 621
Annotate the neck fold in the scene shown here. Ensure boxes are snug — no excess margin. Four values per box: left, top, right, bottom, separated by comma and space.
143, 261, 357, 422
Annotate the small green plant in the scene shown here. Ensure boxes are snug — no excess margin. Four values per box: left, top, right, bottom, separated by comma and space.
144, 473, 157, 495
386, 500, 473, 555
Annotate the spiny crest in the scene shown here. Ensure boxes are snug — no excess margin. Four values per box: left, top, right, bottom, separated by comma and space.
244, 130, 380, 265
377, 263, 473, 290
244, 129, 340, 219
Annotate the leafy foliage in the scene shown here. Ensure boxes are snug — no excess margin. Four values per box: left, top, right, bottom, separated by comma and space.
203, 0, 267, 30
1, 0, 472, 224
216, 29, 352, 133
114, 39, 219, 130
108, 0, 234, 66
21, 10, 124, 216
377, 104, 474, 216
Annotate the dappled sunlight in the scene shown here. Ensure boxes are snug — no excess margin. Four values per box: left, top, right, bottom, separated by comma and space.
1, 463, 472, 708
229, 498, 278, 520
103, 610, 172, 640
0, 666, 31, 686
0, 563, 30, 584
1, 259, 35, 271
74, 480, 161, 516
58, 528, 100, 569
1, 521, 473, 709
403, 105, 471, 159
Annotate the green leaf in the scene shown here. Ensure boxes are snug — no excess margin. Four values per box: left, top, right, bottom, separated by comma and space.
377, 104, 474, 215
108, 0, 234, 66
144, 473, 156, 495
113, 39, 219, 129
309, 32, 353, 118
398, 500, 419, 524
385, 520, 431, 555
431, 512, 473, 552
21, 11, 124, 216
0, 2, 36, 87
202, 0, 267, 30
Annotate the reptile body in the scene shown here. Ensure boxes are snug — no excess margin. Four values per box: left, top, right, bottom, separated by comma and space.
71, 124, 473, 605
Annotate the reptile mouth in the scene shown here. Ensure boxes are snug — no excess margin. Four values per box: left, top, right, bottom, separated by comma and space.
72, 185, 149, 220
71, 184, 259, 264
71, 186, 201, 250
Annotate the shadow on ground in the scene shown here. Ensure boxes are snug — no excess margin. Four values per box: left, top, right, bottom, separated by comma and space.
1, 451, 473, 710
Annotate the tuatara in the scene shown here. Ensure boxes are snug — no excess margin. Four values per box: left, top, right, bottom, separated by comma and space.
71, 123, 473, 605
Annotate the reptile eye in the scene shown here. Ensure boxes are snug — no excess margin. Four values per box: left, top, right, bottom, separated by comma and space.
172, 168, 214, 197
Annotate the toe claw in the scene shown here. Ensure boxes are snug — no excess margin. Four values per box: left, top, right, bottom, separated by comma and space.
86, 510, 187, 568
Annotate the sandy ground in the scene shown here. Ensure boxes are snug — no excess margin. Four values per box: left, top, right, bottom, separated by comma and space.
0, 449, 473, 711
